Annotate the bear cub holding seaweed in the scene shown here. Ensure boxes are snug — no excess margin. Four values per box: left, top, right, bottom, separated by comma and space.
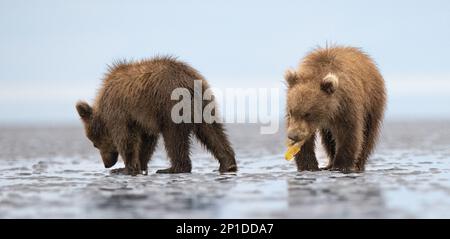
76, 57, 237, 175
285, 46, 386, 173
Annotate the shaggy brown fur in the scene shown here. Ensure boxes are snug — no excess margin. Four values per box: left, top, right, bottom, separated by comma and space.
285, 46, 386, 173
76, 56, 237, 175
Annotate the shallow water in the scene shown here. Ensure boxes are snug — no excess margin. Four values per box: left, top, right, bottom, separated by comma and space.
0, 122, 449, 218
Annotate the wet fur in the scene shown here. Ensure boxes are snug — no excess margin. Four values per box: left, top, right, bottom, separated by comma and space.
77, 56, 237, 175
286, 46, 386, 173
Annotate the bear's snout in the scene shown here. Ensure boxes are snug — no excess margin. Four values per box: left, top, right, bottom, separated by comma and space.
287, 131, 300, 142
101, 151, 119, 168
287, 130, 309, 143
103, 161, 114, 168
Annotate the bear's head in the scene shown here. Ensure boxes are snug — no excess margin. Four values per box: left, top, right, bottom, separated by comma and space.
76, 101, 119, 168
285, 69, 339, 144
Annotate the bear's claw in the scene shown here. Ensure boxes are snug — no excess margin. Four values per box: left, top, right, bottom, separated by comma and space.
218, 164, 238, 173
110, 167, 128, 175
320, 164, 333, 171
156, 167, 191, 174
110, 167, 144, 176
330, 166, 354, 174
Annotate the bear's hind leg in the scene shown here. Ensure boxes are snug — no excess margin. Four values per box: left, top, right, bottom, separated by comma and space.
157, 126, 192, 174
139, 133, 159, 175
356, 112, 382, 171
295, 133, 319, 171
194, 123, 237, 173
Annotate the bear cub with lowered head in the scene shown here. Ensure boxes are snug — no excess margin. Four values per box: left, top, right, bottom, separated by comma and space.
285, 46, 386, 173
76, 57, 237, 175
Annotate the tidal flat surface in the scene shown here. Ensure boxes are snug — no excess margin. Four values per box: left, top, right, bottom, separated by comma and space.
0, 121, 449, 218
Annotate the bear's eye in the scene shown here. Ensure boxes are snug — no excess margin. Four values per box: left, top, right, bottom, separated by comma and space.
303, 113, 311, 119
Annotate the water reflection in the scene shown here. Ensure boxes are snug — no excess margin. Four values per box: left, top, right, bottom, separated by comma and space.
0, 122, 449, 218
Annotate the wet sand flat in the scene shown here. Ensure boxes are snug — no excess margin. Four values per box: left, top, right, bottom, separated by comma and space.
0, 121, 449, 218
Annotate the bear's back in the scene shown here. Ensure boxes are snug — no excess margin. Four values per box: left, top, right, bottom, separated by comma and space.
104, 56, 203, 93
95, 57, 207, 126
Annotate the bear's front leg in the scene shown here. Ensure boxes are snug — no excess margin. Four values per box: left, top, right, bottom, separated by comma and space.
138, 133, 159, 175
115, 139, 141, 176
295, 133, 319, 171
332, 120, 363, 173
122, 150, 141, 176
110, 124, 142, 176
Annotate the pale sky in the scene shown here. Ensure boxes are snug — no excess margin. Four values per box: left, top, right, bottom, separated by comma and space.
1, 0, 450, 123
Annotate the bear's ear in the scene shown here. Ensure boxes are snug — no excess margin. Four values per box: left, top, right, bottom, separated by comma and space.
76, 101, 93, 121
321, 73, 339, 94
284, 69, 300, 87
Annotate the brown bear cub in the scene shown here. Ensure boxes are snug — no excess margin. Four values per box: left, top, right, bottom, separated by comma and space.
76, 57, 237, 175
285, 46, 386, 173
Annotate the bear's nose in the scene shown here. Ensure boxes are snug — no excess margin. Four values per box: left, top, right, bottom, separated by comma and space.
104, 161, 114, 168
288, 132, 299, 142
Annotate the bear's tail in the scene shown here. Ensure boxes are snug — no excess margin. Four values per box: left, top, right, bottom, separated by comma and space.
194, 123, 237, 172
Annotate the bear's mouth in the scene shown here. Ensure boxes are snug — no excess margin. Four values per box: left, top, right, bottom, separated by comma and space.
287, 138, 305, 147
286, 139, 307, 155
